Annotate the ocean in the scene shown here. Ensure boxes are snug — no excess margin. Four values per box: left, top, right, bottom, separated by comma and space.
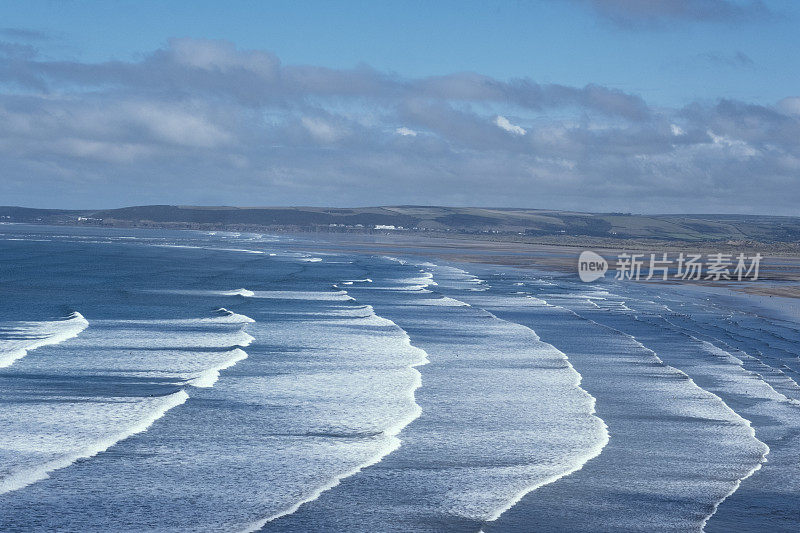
0, 224, 798, 532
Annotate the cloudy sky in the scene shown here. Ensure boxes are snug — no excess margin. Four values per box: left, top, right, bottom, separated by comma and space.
1, 0, 799, 214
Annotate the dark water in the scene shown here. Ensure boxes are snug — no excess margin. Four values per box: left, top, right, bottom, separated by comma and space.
0, 225, 797, 532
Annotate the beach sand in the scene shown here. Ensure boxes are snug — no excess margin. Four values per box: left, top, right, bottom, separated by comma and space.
310, 233, 800, 300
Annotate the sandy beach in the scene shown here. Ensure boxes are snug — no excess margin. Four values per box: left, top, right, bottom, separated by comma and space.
310, 232, 800, 300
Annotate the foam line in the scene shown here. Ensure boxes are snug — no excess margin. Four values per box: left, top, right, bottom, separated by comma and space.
535, 295, 770, 531
144, 288, 254, 297
188, 348, 249, 388
247, 290, 354, 301
0, 312, 89, 368
0, 390, 189, 495
214, 308, 257, 323
239, 287, 429, 532
424, 291, 609, 524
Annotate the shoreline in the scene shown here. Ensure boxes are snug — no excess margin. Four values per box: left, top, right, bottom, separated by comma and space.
303, 232, 800, 300
4, 221, 800, 299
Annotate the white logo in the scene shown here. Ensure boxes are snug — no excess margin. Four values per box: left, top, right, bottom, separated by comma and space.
578, 251, 608, 282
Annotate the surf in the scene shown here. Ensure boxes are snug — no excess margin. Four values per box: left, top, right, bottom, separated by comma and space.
0, 311, 89, 368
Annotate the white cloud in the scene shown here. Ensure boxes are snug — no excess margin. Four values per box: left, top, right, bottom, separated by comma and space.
130, 103, 232, 148
168, 38, 279, 78
395, 127, 417, 136
707, 130, 758, 158
1, 38, 798, 213
55, 139, 155, 163
494, 115, 526, 136
301, 116, 342, 143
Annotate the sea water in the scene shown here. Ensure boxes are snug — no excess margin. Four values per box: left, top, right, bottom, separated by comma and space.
0, 225, 797, 532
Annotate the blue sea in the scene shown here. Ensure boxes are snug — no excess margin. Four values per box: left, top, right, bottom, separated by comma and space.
1, 224, 798, 532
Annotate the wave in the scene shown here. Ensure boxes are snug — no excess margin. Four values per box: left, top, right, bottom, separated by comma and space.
640, 311, 800, 403
83, 313, 256, 375
358, 271, 437, 293
419, 264, 490, 291
243, 357, 426, 532
0, 312, 89, 368
536, 293, 770, 530
469, 309, 609, 523
596, 304, 800, 529
223, 288, 255, 297
153, 244, 265, 254
616, 295, 800, 402
246, 290, 354, 301
214, 308, 256, 323
187, 348, 249, 388
413, 286, 609, 524
418, 296, 471, 307
185, 321, 255, 388
144, 288, 254, 298
436, 277, 774, 529
0, 390, 188, 495
105, 310, 255, 326
240, 287, 429, 531
0, 307, 255, 496
313, 262, 610, 528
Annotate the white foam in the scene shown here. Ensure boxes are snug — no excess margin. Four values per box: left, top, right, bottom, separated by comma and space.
634, 316, 800, 529
0, 312, 89, 368
214, 308, 256, 323
421, 264, 490, 291
418, 296, 471, 307
188, 348, 249, 388
224, 288, 255, 297
236, 287, 429, 530
153, 244, 265, 254
248, 290, 354, 301
299, 263, 611, 528
402, 272, 436, 286
145, 288, 254, 298
0, 390, 188, 495
110, 311, 255, 326
0, 307, 256, 495
358, 272, 436, 293
549, 295, 771, 530
413, 290, 609, 523
64, 313, 256, 378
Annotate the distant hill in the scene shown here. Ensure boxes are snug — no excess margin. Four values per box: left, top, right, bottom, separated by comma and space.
2, 205, 800, 243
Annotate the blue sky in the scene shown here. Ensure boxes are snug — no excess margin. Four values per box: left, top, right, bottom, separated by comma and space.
1, 0, 799, 213
4, 0, 797, 106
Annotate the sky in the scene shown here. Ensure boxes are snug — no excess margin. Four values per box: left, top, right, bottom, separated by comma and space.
0, 0, 799, 214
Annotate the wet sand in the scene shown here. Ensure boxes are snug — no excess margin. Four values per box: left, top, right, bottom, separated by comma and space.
309, 233, 800, 299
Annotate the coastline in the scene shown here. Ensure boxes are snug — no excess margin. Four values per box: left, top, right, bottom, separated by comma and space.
4, 221, 800, 300
302, 232, 800, 303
